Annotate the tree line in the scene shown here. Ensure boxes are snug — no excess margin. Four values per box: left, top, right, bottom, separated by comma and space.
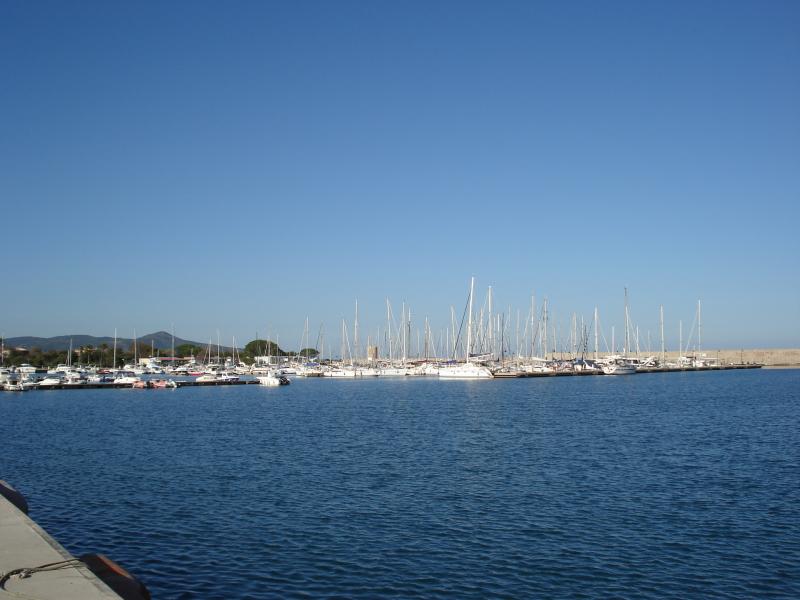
1, 339, 319, 369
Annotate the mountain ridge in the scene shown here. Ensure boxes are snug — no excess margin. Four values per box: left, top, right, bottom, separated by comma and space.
1, 331, 229, 352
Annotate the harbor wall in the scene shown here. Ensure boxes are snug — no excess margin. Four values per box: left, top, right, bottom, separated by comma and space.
607, 348, 800, 366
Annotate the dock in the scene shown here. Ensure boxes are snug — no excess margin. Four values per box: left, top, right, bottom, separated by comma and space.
0, 364, 764, 391
0, 481, 125, 599
495, 364, 763, 378
19, 379, 261, 391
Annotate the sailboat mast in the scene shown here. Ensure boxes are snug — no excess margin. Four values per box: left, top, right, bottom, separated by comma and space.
594, 306, 599, 360
466, 276, 474, 363
570, 313, 578, 358
450, 306, 456, 360
424, 316, 429, 361
386, 299, 392, 362
487, 286, 494, 358
697, 299, 702, 355
406, 307, 412, 362
542, 298, 548, 359
623, 287, 629, 357
660, 305, 665, 364
354, 299, 359, 363
401, 302, 406, 363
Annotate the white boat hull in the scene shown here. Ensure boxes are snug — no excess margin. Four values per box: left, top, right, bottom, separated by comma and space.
601, 364, 637, 375
438, 364, 494, 379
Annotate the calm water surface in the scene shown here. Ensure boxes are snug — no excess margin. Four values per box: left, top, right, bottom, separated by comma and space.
3, 369, 799, 598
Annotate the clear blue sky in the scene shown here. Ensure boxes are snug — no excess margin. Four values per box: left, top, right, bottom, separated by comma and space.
1, 0, 798, 351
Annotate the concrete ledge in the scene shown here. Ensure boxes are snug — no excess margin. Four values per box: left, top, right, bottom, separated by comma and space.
0, 482, 121, 599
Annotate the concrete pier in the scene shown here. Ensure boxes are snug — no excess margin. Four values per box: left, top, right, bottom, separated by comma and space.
0, 482, 121, 599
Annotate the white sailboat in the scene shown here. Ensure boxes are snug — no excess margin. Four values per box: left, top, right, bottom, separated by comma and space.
602, 289, 637, 375
438, 277, 494, 379
601, 360, 637, 375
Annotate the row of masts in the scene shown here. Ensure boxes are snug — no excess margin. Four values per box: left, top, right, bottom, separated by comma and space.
34, 288, 703, 367
294, 280, 705, 364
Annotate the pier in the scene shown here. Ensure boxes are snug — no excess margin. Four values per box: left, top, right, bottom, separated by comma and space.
0, 481, 137, 599
10, 379, 261, 391
493, 364, 763, 378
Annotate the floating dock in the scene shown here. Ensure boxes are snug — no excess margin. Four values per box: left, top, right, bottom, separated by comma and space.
12, 379, 261, 391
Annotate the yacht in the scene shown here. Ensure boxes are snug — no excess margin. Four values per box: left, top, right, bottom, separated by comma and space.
437, 277, 494, 380
601, 360, 637, 375
196, 371, 239, 383
438, 362, 494, 379
323, 367, 357, 378
62, 370, 88, 385
112, 370, 141, 385
257, 373, 290, 386
374, 365, 410, 377
295, 362, 324, 377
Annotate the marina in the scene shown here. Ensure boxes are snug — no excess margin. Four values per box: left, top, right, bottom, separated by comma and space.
0, 362, 763, 392
3, 2, 797, 598
0, 279, 773, 391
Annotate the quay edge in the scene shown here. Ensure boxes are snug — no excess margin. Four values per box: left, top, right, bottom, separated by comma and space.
0, 480, 149, 600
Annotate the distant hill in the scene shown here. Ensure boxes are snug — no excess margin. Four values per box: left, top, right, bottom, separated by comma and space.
2, 331, 230, 352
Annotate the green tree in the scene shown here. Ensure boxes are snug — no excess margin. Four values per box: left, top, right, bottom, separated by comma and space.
175, 343, 203, 357
243, 339, 284, 355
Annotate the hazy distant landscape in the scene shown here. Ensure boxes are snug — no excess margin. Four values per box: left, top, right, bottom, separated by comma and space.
2, 332, 213, 352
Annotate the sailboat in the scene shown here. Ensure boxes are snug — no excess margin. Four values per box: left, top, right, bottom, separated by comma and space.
602, 289, 636, 375
438, 277, 494, 379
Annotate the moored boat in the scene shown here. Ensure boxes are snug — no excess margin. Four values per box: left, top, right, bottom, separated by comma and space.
601, 361, 637, 375
438, 362, 494, 379
257, 373, 290, 386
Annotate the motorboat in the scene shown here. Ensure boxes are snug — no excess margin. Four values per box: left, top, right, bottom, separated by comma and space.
196, 371, 239, 383
112, 370, 141, 385
62, 370, 88, 385
257, 373, 290, 386
148, 379, 177, 389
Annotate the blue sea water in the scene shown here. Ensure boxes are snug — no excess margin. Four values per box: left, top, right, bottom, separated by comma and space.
2, 369, 799, 599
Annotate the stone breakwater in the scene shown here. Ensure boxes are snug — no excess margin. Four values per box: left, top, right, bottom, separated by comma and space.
640, 348, 800, 366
